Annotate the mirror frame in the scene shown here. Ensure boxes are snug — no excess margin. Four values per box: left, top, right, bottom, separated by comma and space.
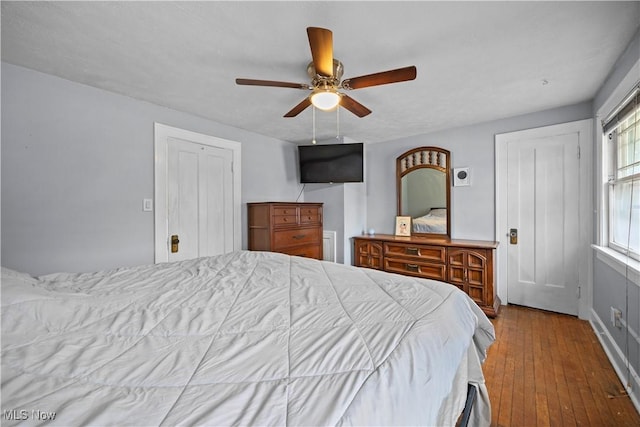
396, 146, 451, 237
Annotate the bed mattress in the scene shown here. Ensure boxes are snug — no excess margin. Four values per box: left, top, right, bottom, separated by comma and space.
1, 250, 494, 426
412, 209, 447, 233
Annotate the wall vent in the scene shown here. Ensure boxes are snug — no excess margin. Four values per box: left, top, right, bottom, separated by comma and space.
323, 231, 337, 262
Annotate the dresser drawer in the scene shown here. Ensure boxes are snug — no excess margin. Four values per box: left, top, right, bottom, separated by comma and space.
384, 258, 447, 281
280, 244, 322, 259
273, 228, 320, 248
300, 206, 322, 224
273, 206, 298, 216
273, 214, 298, 226
300, 213, 321, 225
384, 243, 446, 263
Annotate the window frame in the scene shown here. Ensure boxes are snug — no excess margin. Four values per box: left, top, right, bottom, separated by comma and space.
603, 86, 640, 262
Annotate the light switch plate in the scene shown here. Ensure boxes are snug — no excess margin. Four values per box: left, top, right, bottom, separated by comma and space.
143, 198, 153, 212
453, 167, 470, 186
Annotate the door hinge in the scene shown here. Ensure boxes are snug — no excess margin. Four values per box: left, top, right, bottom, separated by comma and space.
577, 145, 581, 159
577, 285, 581, 299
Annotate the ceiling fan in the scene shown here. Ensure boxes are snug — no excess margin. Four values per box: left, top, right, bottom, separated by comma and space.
235, 27, 417, 118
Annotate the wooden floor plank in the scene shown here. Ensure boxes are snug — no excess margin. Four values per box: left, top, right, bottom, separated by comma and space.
532, 310, 550, 426
552, 316, 577, 427
483, 305, 640, 427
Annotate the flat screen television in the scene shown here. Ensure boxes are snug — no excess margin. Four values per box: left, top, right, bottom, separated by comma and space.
298, 143, 364, 183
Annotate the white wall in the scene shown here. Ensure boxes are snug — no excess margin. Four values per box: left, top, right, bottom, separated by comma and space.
342, 182, 366, 265
590, 27, 640, 410
364, 102, 593, 241
1, 62, 301, 275
301, 137, 366, 264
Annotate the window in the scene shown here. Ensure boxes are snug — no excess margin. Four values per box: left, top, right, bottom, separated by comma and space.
604, 87, 639, 261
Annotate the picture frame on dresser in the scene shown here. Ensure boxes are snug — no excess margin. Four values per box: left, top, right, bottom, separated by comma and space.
395, 216, 412, 236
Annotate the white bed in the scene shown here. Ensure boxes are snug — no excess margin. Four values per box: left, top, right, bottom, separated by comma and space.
1, 250, 494, 426
412, 208, 447, 233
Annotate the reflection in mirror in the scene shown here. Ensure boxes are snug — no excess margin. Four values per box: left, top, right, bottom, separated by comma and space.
397, 147, 451, 236
401, 169, 446, 232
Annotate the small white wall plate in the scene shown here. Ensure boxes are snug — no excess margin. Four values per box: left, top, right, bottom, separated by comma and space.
453, 167, 470, 186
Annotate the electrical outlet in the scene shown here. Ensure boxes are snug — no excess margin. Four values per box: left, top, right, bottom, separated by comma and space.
610, 307, 622, 328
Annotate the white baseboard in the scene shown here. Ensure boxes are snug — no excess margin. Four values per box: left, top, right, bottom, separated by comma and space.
590, 308, 640, 414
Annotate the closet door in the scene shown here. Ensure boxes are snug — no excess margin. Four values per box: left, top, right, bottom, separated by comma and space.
154, 123, 241, 263
167, 139, 234, 262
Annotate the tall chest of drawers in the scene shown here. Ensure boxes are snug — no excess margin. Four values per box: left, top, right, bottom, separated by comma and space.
248, 202, 323, 260
353, 234, 500, 317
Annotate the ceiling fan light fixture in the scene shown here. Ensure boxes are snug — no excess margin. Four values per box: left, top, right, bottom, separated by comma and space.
310, 90, 340, 111
236, 27, 416, 118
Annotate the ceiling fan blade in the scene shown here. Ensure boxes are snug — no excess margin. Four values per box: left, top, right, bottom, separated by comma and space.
341, 66, 417, 90
236, 78, 309, 90
284, 97, 312, 117
340, 95, 372, 118
307, 27, 333, 77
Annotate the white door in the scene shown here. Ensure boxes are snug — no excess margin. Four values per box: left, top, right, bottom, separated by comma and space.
506, 133, 580, 315
154, 123, 241, 263
167, 138, 234, 262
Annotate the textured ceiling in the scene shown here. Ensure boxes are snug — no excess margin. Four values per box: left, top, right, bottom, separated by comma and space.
2, 1, 639, 144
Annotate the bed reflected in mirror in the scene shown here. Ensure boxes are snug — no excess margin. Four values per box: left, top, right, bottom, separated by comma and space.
396, 147, 451, 236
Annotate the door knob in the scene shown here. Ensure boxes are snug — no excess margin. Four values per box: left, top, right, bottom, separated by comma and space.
171, 235, 180, 253
509, 229, 518, 245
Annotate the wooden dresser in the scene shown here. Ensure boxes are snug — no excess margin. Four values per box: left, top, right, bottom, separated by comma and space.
248, 202, 323, 260
353, 234, 500, 317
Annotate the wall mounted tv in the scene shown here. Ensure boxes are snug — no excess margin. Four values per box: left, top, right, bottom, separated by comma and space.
298, 142, 364, 183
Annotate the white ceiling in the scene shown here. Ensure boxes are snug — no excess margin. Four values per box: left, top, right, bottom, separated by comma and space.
2, 1, 639, 144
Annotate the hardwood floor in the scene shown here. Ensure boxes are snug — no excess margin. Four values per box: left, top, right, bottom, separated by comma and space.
482, 304, 640, 427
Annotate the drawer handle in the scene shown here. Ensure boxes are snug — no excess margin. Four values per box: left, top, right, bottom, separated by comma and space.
406, 264, 419, 272
406, 247, 419, 255
292, 234, 306, 240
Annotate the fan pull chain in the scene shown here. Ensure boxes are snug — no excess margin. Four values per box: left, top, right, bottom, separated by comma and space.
312, 106, 316, 144
336, 105, 340, 139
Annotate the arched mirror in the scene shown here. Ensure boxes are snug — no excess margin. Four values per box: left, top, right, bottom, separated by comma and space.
396, 147, 451, 236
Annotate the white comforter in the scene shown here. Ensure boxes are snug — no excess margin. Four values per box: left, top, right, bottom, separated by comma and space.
1, 251, 494, 426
